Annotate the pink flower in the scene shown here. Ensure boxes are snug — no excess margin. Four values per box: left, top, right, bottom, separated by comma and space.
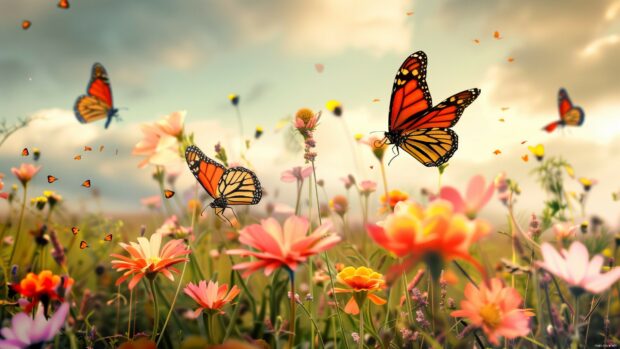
0, 173, 8, 199
438, 175, 494, 218
280, 166, 313, 183
132, 117, 182, 169
451, 278, 533, 345
340, 175, 355, 190
227, 216, 341, 276
553, 223, 576, 241
141, 195, 161, 209
537, 241, 620, 295
0, 302, 69, 349
183, 280, 240, 317
358, 180, 377, 196
156, 110, 185, 137
11, 163, 41, 186
110, 233, 190, 290
156, 215, 193, 240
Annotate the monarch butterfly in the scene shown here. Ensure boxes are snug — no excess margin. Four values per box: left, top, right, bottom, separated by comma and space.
74, 155, 82, 160
383, 51, 480, 166
185, 145, 262, 225
99, 145, 104, 152
164, 190, 175, 199
47, 175, 58, 183
58, 0, 69, 9
103, 234, 112, 242
72, 227, 79, 235
21, 20, 31, 30
82, 179, 91, 188
74, 63, 119, 129
80, 241, 88, 249
84, 146, 92, 151
21, 148, 29, 156
543, 88, 585, 133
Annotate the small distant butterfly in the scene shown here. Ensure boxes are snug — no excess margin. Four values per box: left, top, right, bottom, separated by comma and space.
99, 145, 104, 152
103, 234, 112, 242
21, 20, 31, 30
164, 190, 175, 199
521, 154, 529, 162
493, 149, 502, 155
21, 148, 29, 156
406, 11, 414, 16
543, 88, 585, 133
500, 107, 510, 111
80, 241, 88, 249
185, 145, 262, 225
47, 175, 58, 183
82, 180, 91, 188
314, 63, 324, 73
521, 140, 527, 144
58, 0, 69, 9
493, 31, 502, 39
74, 155, 82, 160
507, 57, 515, 63
72, 227, 79, 235
84, 146, 92, 151
74, 63, 119, 129
473, 39, 480, 44
372, 98, 381, 103
382, 51, 480, 166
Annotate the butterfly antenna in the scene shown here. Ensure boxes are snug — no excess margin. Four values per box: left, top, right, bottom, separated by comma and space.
200, 204, 209, 217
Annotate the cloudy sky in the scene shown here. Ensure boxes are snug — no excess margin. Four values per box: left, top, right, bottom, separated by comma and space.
1, 0, 619, 225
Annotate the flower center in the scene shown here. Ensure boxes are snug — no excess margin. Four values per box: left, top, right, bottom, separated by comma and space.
148, 256, 161, 266
479, 303, 502, 329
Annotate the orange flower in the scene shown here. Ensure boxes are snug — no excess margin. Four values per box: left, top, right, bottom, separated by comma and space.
335, 266, 386, 315
329, 195, 348, 217
367, 200, 490, 279
227, 216, 341, 276
380, 189, 409, 211
11, 163, 41, 186
13, 270, 74, 312
359, 136, 388, 162
183, 280, 240, 317
110, 233, 190, 290
451, 278, 534, 345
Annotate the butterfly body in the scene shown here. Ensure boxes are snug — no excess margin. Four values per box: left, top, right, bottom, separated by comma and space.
384, 51, 479, 167
74, 63, 119, 129
543, 88, 584, 133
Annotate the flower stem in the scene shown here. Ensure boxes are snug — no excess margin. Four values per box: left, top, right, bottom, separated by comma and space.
288, 271, 296, 349
148, 278, 160, 341
156, 251, 189, 347
8, 184, 28, 266
358, 304, 365, 349
127, 289, 133, 338
573, 295, 580, 344
379, 161, 390, 212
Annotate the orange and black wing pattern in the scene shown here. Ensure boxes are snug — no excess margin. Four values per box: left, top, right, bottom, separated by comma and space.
74, 63, 117, 128
558, 88, 584, 126
185, 145, 226, 199
218, 167, 262, 206
398, 128, 458, 167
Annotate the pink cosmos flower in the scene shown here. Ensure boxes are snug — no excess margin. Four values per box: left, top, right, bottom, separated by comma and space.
537, 241, 620, 295
132, 114, 183, 169
183, 280, 240, 317
438, 175, 494, 218
0, 302, 69, 349
280, 166, 313, 183
110, 233, 190, 290
141, 195, 162, 209
156, 215, 193, 240
11, 163, 41, 186
156, 110, 186, 137
227, 215, 341, 276
451, 278, 533, 345
0, 173, 8, 199
552, 223, 577, 241
358, 180, 377, 196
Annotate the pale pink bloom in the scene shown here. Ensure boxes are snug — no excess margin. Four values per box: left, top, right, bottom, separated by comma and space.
538, 241, 620, 294
0, 173, 8, 199
156, 110, 186, 137
340, 175, 355, 190
273, 203, 295, 215
156, 215, 193, 240
227, 215, 341, 276
11, 163, 41, 186
132, 121, 181, 169
280, 166, 313, 183
358, 180, 377, 195
110, 232, 190, 290
438, 175, 494, 218
451, 278, 533, 345
183, 280, 240, 317
0, 302, 69, 349
141, 195, 162, 209
553, 223, 577, 241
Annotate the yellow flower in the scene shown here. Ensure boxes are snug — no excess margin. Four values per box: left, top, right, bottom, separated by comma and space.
354, 133, 363, 141
335, 266, 386, 314
325, 100, 343, 117
228, 94, 239, 106
527, 144, 544, 161
578, 177, 597, 191
564, 165, 575, 178
380, 189, 409, 211
31, 196, 47, 210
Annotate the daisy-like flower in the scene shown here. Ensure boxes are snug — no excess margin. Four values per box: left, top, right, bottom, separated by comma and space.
335, 266, 387, 315
451, 278, 533, 345
227, 215, 341, 276
329, 195, 348, 217
141, 195, 162, 209
537, 241, 620, 295
294, 108, 320, 134
11, 163, 41, 186
132, 112, 185, 169
156, 215, 193, 240
110, 233, 190, 290
358, 180, 377, 196
553, 223, 577, 241
438, 175, 494, 219
0, 302, 69, 349
380, 189, 409, 211
183, 280, 240, 317
280, 166, 313, 183
12, 271, 73, 313
155, 110, 186, 138
578, 177, 597, 191
0, 173, 8, 199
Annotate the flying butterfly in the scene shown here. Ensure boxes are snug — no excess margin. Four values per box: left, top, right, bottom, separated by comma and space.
74, 63, 119, 129
103, 234, 112, 242
382, 51, 480, 166
82, 179, 91, 188
99, 145, 104, 152
84, 146, 92, 151
21, 20, 31, 30
58, 0, 69, 9
74, 155, 82, 160
164, 190, 175, 199
80, 241, 88, 249
48, 175, 58, 183
543, 88, 585, 133
21, 148, 29, 156
71, 227, 79, 235
185, 145, 262, 225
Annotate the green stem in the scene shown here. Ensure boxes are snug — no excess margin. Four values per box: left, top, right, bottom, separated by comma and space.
294, 181, 303, 216
379, 162, 390, 212
288, 271, 296, 349
358, 303, 365, 349
156, 252, 189, 346
127, 289, 133, 338
573, 295, 580, 345
8, 184, 28, 266
148, 278, 160, 341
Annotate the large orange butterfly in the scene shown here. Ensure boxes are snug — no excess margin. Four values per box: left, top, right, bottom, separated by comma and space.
185, 145, 262, 224
383, 51, 480, 166
74, 63, 119, 129
543, 88, 584, 133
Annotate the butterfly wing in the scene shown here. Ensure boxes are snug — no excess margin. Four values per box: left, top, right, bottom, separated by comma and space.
74, 95, 111, 124
558, 88, 573, 118
556, 88, 584, 127
388, 51, 433, 131
406, 89, 480, 130
185, 145, 225, 199
397, 128, 458, 167
88, 63, 113, 107
217, 167, 262, 205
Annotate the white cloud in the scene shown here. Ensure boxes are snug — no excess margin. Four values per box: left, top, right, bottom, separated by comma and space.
581, 34, 620, 57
